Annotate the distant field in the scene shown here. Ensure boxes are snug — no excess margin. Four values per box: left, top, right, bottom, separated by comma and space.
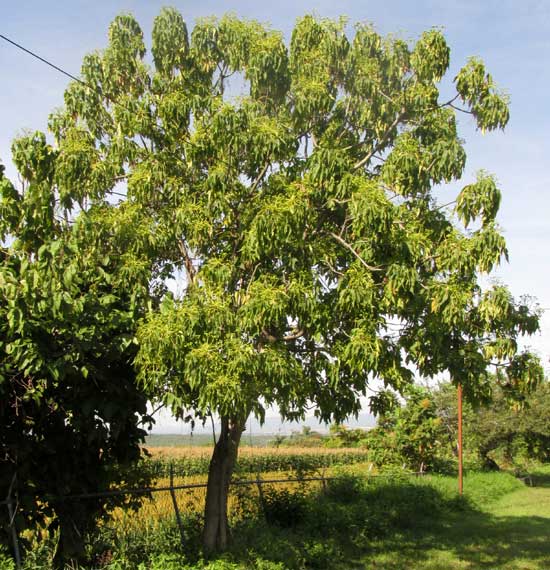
141, 444, 371, 479
144, 433, 277, 447
144, 444, 367, 459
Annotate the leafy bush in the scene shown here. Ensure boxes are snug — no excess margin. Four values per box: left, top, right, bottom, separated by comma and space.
365, 386, 446, 472
260, 488, 308, 528
302, 540, 341, 569
324, 473, 364, 503
139, 553, 187, 570
0, 547, 15, 570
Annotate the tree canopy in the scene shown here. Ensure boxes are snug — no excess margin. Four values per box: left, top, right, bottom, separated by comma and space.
1, 9, 543, 552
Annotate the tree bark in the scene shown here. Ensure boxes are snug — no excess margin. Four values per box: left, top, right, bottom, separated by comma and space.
202, 416, 244, 553
52, 508, 87, 569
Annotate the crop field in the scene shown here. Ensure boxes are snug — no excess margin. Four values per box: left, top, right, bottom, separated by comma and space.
141, 444, 371, 478
113, 445, 373, 535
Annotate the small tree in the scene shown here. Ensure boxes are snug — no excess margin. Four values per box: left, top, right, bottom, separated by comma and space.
365, 387, 445, 470
434, 379, 550, 469
31, 10, 542, 550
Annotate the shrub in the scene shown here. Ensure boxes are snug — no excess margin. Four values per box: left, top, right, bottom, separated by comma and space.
324, 473, 364, 503
260, 488, 308, 528
0, 547, 15, 570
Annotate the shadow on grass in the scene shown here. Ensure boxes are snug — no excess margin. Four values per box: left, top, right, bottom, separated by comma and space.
364, 511, 550, 569
530, 470, 550, 488
226, 476, 550, 570
80, 472, 550, 570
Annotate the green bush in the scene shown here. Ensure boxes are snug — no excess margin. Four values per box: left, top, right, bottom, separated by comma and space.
261, 488, 308, 528
324, 473, 364, 503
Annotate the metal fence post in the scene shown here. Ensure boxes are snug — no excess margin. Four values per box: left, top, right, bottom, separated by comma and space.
7, 503, 22, 570
255, 473, 265, 517
169, 463, 186, 550
5, 474, 22, 570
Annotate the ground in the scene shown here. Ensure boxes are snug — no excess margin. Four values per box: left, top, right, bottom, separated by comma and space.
362, 469, 550, 569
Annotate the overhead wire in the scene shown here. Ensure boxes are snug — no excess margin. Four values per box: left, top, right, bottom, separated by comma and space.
0, 32, 241, 181
0, 33, 85, 85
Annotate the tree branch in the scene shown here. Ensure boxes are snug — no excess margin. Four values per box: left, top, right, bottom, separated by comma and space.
283, 328, 305, 341
321, 258, 344, 277
261, 327, 305, 343
329, 232, 383, 272
178, 239, 196, 284
449, 103, 474, 115
210, 412, 218, 445
435, 199, 457, 211
249, 162, 270, 194
353, 109, 406, 171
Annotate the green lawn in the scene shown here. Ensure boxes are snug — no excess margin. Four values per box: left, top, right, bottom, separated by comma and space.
360, 467, 550, 570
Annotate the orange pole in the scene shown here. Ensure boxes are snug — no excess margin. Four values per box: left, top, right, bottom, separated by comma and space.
457, 383, 463, 495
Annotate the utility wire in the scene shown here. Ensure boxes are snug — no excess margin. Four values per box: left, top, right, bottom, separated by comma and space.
0, 31, 240, 176
0, 34, 85, 86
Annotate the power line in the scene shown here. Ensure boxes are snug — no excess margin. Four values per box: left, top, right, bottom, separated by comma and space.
0, 31, 240, 176
0, 33, 85, 86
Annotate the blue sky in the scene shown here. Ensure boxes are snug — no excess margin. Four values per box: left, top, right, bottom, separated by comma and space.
2, 1, 549, 430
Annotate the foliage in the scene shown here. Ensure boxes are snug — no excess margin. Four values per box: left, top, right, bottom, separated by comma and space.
325, 424, 369, 447
0, 147, 154, 565
260, 487, 308, 527
3, 7, 543, 550
0, 547, 15, 570
323, 472, 365, 503
365, 379, 550, 472
277, 426, 326, 447
35, 6, 541, 432
434, 379, 550, 468
365, 386, 446, 471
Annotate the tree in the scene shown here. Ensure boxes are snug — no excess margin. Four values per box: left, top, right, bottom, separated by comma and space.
32, 10, 542, 551
434, 379, 550, 469
0, 136, 155, 566
364, 387, 446, 471
327, 423, 368, 447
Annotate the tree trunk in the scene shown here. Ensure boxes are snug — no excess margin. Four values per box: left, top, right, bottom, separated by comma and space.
52, 509, 87, 569
202, 416, 244, 553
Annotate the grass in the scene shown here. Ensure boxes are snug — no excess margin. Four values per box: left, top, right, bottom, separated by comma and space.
360, 465, 550, 570
6, 465, 550, 569
103, 467, 550, 570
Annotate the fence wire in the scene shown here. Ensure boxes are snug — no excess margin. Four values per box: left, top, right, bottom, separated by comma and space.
3, 469, 427, 569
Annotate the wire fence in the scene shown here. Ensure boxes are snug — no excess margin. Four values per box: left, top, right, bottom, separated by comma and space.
3, 467, 431, 569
